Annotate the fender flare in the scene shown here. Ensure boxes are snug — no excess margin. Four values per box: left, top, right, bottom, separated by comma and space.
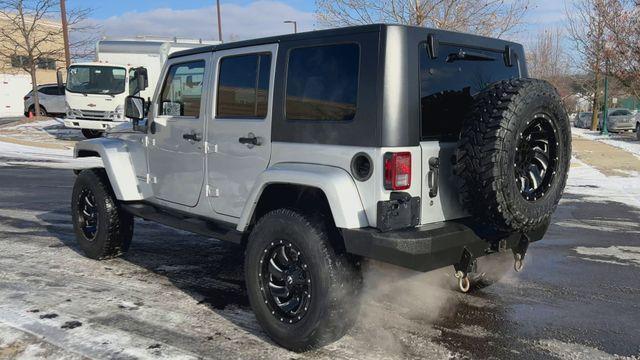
237, 163, 369, 232
74, 138, 146, 201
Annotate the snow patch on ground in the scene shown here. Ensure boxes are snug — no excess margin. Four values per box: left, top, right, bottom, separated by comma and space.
0, 118, 84, 142
574, 246, 640, 267
565, 157, 640, 209
536, 339, 631, 359
572, 127, 640, 157
0, 140, 101, 169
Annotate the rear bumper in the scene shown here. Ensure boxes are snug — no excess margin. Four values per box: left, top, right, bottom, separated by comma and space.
607, 123, 635, 132
342, 219, 547, 272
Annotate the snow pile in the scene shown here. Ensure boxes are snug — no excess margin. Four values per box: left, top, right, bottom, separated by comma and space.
565, 157, 640, 209
574, 246, 640, 267
0, 118, 83, 143
0, 140, 101, 169
572, 127, 640, 158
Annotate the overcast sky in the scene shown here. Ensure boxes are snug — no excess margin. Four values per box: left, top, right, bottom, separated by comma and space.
68, 0, 568, 44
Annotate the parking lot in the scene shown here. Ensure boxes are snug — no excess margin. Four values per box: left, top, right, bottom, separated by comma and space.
0, 119, 639, 359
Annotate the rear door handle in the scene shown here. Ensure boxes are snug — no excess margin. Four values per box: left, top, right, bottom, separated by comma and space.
183, 132, 202, 142
238, 132, 262, 148
428, 157, 439, 198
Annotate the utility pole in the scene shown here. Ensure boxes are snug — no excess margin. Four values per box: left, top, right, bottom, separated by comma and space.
216, 0, 223, 42
601, 56, 610, 136
284, 20, 297, 33
60, 0, 71, 68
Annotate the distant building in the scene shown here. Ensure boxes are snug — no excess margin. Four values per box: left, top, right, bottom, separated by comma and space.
0, 16, 64, 84
0, 16, 64, 116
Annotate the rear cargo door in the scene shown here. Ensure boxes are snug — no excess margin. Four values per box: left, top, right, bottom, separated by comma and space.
420, 141, 467, 224
418, 41, 520, 224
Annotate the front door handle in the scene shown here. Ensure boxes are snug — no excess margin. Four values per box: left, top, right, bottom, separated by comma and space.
183, 132, 202, 142
238, 132, 262, 148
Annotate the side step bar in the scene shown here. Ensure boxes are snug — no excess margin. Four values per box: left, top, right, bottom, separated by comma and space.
121, 203, 243, 244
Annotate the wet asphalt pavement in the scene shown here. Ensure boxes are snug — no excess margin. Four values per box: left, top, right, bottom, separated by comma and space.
0, 165, 638, 359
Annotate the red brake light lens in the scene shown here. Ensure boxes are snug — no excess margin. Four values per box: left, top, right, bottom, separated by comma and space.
384, 152, 411, 190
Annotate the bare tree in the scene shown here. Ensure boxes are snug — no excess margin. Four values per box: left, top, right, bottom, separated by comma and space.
566, 0, 612, 130
527, 28, 569, 95
0, 0, 92, 117
603, 0, 640, 99
315, 0, 530, 38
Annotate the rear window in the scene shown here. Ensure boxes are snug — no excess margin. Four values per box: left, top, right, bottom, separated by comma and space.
611, 109, 631, 116
217, 53, 271, 118
285, 43, 359, 121
39, 86, 62, 95
420, 43, 520, 140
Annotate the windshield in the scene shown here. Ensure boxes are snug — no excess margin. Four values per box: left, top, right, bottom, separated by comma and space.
66, 65, 126, 95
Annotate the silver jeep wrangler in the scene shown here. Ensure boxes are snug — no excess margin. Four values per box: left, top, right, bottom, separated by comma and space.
71, 24, 571, 351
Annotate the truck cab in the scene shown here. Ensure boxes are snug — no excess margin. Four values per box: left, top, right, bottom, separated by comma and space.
64, 62, 147, 138
63, 38, 219, 138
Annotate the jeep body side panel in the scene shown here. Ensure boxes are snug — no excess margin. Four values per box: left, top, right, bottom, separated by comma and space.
237, 162, 369, 232
263, 142, 421, 229
74, 137, 153, 200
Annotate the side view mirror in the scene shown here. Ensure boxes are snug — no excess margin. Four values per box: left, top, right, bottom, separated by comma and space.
135, 67, 148, 92
125, 95, 146, 119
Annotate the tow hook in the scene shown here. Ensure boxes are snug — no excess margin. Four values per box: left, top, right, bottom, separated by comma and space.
454, 248, 475, 293
455, 270, 470, 292
512, 234, 530, 272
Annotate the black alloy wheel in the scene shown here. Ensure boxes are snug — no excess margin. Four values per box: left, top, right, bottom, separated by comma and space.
259, 240, 312, 324
77, 188, 98, 240
514, 114, 558, 202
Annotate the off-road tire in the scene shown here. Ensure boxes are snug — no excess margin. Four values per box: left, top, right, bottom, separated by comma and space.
456, 79, 571, 232
81, 129, 103, 139
71, 169, 133, 259
245, 208, 361, 352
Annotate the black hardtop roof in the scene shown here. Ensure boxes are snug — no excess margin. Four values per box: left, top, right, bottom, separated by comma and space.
169, 23, 523, 59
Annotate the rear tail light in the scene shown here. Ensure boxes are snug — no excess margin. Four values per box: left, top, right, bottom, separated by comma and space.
384, 152, 411, 190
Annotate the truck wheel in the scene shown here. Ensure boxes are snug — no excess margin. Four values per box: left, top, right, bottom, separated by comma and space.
81, 129, 103, 139
245, 209, 361, 352
71, 169, 133, 260
456, 79, 571, 232
29, 105, 48, 117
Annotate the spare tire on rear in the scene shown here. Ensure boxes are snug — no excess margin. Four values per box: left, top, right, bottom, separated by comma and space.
455, 78, 571, 233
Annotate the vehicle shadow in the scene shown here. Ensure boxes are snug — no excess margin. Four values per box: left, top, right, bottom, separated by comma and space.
28, 208, 273, 343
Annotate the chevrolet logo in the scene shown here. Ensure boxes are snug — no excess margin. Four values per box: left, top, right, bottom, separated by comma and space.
87, 103, 96, 108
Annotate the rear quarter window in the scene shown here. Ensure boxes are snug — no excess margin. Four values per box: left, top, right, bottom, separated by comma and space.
420, 43, 520, 140
285, 43, 359, 121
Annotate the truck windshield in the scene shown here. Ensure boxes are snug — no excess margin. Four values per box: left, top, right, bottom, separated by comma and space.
66, 65, 126, 95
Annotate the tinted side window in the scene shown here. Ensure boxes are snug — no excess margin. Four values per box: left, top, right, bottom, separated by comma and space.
38, 87, 56, 95
159, 61, 205, 117
217, 53, 271, 118
420, 43, 520, 140
286, 44, 359, 121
